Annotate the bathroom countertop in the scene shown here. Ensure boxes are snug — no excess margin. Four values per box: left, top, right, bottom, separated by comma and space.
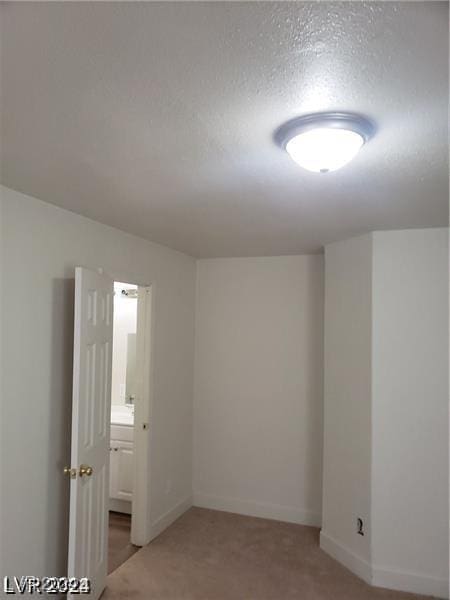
111, 406, 134, 427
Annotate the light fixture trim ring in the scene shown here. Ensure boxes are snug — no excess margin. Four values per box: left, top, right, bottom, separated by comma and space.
274, 112, 376, 150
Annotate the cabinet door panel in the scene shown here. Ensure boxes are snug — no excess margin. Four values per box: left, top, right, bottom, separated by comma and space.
117, 441, 134, 501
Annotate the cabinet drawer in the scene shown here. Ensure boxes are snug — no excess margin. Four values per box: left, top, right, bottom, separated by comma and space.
110, 424, 133, 442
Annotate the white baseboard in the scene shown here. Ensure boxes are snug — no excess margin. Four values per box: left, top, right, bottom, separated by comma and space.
149, 495, 192, 542
193, 491, 321, 527
320, 530, 448, 599
320, 530, 372, 585
372, 565, 448, 599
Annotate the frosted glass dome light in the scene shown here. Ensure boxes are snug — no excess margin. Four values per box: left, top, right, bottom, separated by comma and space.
275, 112, 375, 173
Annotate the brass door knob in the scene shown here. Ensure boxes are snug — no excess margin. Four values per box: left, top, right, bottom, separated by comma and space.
79, 464, 93, 477
63, 467, 77, 479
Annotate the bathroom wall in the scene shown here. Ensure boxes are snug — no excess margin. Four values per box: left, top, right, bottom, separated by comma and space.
0, 185, 196, 584
111, 283, 137, 406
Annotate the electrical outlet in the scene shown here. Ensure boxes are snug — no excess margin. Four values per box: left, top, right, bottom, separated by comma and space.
357, 518, 364, 536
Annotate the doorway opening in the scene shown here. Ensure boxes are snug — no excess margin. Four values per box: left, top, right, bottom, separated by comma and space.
108, 280, 153, 574
67, 268, 153, 593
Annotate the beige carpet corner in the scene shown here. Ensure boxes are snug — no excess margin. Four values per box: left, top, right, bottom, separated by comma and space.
103, 507, 430, 600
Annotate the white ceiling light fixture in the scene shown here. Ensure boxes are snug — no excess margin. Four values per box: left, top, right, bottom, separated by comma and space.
274, 112, 375, 173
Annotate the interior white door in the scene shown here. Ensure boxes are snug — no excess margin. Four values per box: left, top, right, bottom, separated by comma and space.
68, 267, 113, 599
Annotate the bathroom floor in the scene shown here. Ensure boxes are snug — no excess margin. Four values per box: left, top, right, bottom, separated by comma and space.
108, 511, 139, 574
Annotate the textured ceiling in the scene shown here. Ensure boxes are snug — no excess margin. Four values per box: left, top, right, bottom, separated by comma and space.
1, 2, 448, 257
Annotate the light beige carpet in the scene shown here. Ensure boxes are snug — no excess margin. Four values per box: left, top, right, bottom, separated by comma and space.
103, 507, 430, 599
108, 511, 139, 574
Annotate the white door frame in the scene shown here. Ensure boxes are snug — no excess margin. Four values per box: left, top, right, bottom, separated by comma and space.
130, 284, 154, 546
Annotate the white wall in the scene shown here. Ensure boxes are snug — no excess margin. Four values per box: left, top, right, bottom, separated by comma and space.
193, 256, 324, 526
0, 186, 196, 582
321, 235, 373, 576
111, 284, 137, 406
322, 229, 449, 598
1, 184, 447, 599
371, 229, 449, 596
